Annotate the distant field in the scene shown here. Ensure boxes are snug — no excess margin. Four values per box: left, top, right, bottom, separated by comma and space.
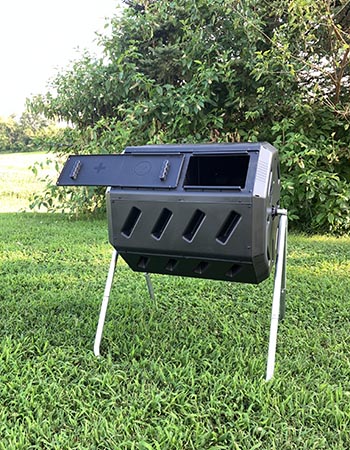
0, 152, 57, 212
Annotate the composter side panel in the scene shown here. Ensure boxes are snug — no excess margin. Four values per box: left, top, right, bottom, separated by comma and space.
252, 143, 280, 282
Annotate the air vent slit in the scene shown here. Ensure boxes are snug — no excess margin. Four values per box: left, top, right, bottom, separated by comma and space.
216, 211, 241, 244
151, 208, 173, 240
121, 207, 142, 238
225, 264, 240, 279
165, 259, 178, 272
183, 209, 206, 242
194, 261, 209, 274
137, 257, 149, 269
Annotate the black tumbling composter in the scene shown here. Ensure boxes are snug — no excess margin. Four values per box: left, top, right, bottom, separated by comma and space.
57, 143, 288, 380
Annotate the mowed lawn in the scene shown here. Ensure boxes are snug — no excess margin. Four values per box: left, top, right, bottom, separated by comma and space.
0, 153, 350, 448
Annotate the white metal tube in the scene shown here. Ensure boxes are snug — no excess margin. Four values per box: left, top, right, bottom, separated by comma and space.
94, 249, 118, 356
266, 213, 287, 381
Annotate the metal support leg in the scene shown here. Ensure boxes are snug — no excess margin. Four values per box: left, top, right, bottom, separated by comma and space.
279, 215, 287, 321
266, 209, 288, 381
94, 249, 118, 357
144, 273, 155, 300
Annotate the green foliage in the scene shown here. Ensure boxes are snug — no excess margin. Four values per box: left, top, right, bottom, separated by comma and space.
271, 117, 350, 234
0, 116, 29, 153
1, 213, 350, 448
29, 0, 350, 233
0, 113, 59, 154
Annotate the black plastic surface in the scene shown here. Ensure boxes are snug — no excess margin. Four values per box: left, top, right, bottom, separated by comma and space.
57, 154, 184, 188
57, 142, 280, 284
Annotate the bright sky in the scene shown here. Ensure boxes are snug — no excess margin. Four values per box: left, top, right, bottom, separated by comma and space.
0, 0, 122, 118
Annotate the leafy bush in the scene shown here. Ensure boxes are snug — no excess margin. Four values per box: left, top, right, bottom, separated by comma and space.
29, 0, 350, 233
272, 118, 350, 234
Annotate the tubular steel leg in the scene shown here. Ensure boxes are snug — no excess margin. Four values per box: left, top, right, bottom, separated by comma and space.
279, 215, 288, 321
266, 210, 288, 381
94, 249, 118, 357
144, 273, 155, 300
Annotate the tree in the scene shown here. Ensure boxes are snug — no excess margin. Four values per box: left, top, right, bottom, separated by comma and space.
0, 115, 29, 153
252, 0, 350, 232
0, 113, 59, 154
29, 0, 350, 233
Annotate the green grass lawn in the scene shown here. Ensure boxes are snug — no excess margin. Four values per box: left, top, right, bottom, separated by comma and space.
0, 213, 350, 449
0, 153, 350, 448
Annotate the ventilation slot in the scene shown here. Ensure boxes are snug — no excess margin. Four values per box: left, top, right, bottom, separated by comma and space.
151, 208, 173, 240
183, 209, 205, 242
165, 259, 178, 272
121, 207, 142, 238
194, 261, 209, 275
137, 257, 149, 270
225, 264, 240, 279
216, 211, 241, 244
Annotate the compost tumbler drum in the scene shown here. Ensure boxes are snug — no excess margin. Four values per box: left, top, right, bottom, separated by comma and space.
57, 142, 280, 283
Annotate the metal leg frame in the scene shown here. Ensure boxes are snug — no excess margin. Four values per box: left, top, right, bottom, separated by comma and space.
94, 249, 118, 356
94, 217, 287, 375
265, 209, 288, 381
93, 250, 155, 356
144, 273, 155, 300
